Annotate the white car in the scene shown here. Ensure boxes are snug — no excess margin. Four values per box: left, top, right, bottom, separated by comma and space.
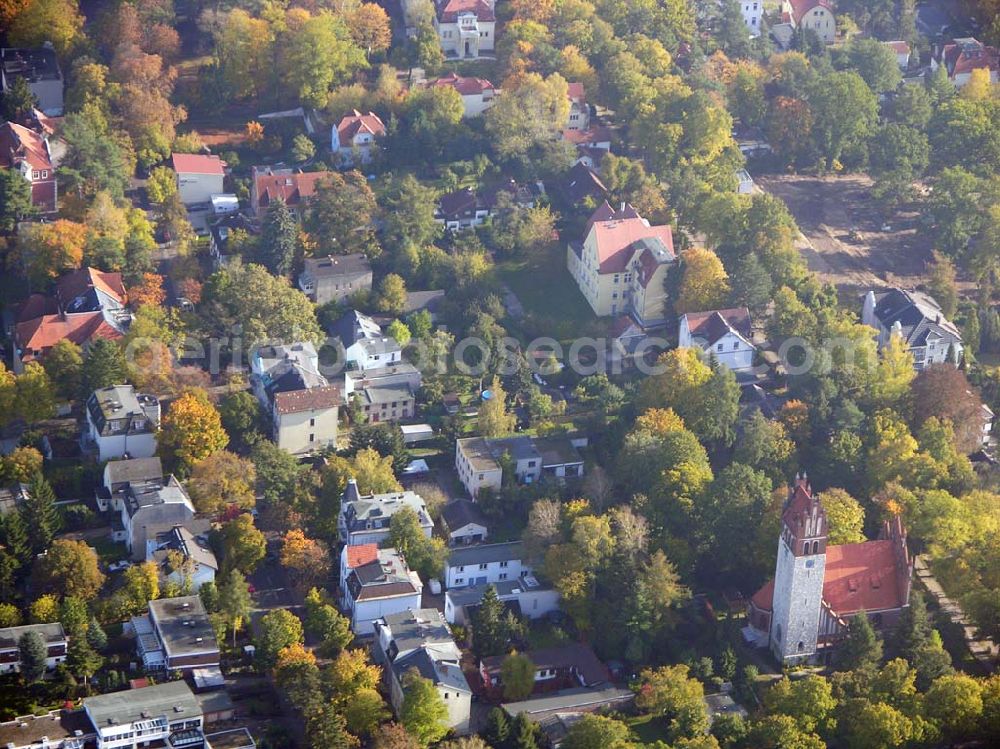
108, 560, 133, 572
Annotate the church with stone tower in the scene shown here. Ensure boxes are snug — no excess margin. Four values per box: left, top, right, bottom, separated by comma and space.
746, 475, 913, 665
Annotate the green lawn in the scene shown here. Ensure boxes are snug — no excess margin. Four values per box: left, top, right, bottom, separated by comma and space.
625, 714, 672, 744
496, 244, 602, 342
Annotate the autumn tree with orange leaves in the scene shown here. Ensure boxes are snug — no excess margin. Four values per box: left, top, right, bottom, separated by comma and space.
280, 529, 331, 588
159, 388, 228, 475
19, 220, 87, 286
349, 4, 392, 58
130, 273, 166, 308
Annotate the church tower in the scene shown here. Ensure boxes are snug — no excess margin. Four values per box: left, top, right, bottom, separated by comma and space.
769, 474, 827, 664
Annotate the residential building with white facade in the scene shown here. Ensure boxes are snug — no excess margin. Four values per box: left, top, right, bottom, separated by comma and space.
338, 479, 434, 546
332, 310, 403, 372
374, 609, 472, 735
565, 82, 590, 130
443, 541, 529, 589
147, 526, 218, 592
440, 499, 489, 546
932, 37, 999, 87
1, 46, 64, 116
343, 548, 423, 635
132, 596, 220, 673
455, 435, 587, 498
861, 288, 963, 369
434, 0, 496, 60
566, 202, 676, 325
444, 577, 560, 625
118, 476, 197, 560
82, 681, 206, 749
740, 1, 762, 36
172, 153, 226, 207
780, 0, 836, 44
678, 307, 757, 373
0, 623, 67, 674
97, 456, 163, 513
430, 72, 496, 117
331, 110, 386, 167
85, 385, 160, 462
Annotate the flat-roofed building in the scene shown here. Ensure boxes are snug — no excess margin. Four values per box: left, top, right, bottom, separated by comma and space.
133, 596, 220, 672
0, 622, 68, 674
82, 680, 206, 749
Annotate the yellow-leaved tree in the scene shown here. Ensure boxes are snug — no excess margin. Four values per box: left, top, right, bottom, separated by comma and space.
675, 246, 731, 314
159, 388, 228, 476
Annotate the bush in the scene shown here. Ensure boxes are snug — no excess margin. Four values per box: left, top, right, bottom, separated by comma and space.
61, 503, 98, 530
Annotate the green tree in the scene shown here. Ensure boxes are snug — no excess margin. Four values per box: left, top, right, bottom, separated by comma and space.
634, 664, 709, 740
304, 588, 353, 656
259, 198, 297, 277
501, 652, 536, 701
484, 708, 510, 748
256, 608, 304, 670
67, 635, 104, 684
219, 569, 253, 647
304, 171, 379, 257
561, 714, 632, 749
925, 673, 984, 737
763, 676, 836, 734
387, 506, 446, 580
291, 134, 315, 163
381, 175, 442, 252
0, 169, 34, 232
809, 71, 878, 168
837, 613, 883, 672
0, 75, 38, 122
22, 472, 62, 553
485, 72, 571, 161
868, 123, 929, 179
375, 273, 408, 315
745, 714, 823, 749
218, 391, 263, 446
400, 668, 449, 747
472, 585, 510, 658
842, 37, 902, 94
87, 615, 108, 651
60, 104, 134, 200
478, 377, 517, 438
220, 513, 266, 574
81, 339, 127, 396
819, 488, 865, 544
18, 630, 48, 683
280, 11, 367, 108
305, 703, 357, 749
43, 339, 83, 399
837, 699, 914, 749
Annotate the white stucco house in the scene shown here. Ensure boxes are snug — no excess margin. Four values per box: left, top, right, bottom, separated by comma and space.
333, 310, 403, 372
861, 288, 963, 369
84, 385, 159, 462
338, 479, 434, 547
430, 72, 496, 117
331, 110, 386, 167
440, 499, 489, 546
444, 577, 560, 625
374, 609, 472, 735
781, 0, 836, 44
172, 153, 226, 206
455, 435, 587, 498
443, 541, 530, 589
434, 0, 496, 60
741, 0, 763, 37
678, 307, 757, 373
343, 547, 423, 635
0, 622, 67, 674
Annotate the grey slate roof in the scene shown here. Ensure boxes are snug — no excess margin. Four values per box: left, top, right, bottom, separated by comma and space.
0, 622, 66, 650
871, 288, 962, 347
392, 647, 471, 693
448, 541, 523, 568
125, 476, 194, 518
379, 608, 454, 657
341, 490, 432, 534
441, 499, 487, 532
105, 457, 163, 487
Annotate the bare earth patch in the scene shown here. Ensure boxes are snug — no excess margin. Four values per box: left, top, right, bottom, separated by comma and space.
755, 174, 935, 298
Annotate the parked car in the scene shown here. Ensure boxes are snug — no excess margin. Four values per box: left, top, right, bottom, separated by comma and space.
108, 560, 133, 572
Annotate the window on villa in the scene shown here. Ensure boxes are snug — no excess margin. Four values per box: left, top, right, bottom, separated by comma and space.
500, 561, 509, 568
309, 434, 315, 442
717, 343, 724, 351
309, 418, 315, 427
499, 573, 507, 580
32, 170, 39, 179
455, 578, 464, 585
733, 342, 739, 350
41, 170, 48, 178
479, 563, 488, 570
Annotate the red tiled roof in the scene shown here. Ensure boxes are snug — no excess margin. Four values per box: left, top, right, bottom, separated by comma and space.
171, 152, 226, 175
30, 179, 57, 212
567, 82, 586, 104
432, 72, 495, 96
562, 126, 612, 145
588, 209, 674, 274
56, 267, 127, 307
336, 110, 386, 142
254, 170, 332, 210
438, 0, 495, 23
884, 41, 910, 55
782, 483, 815, 528
751, 579, 774, 611
15, 312, 122, 362
346, 543, 379, 569
786, 0, 833, 25
942, 38, 1000, 78
273, 385, 341, 415
0, 121, 52, 172
15, 293, 58, 323
682, 307, 752, 345
823, 540, 907, 615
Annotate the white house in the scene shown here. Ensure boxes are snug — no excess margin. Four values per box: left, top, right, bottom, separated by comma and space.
435, 187, 492, 231
566, 82, 590, 130
343, 547, 423, 635
2, 46, 64, 116
430, 72, 496, 117
134, 596, 221, 673
444, 577, 560, 625
172, 153, 225, 206
434, 0, 496, 60
781, 0, 836, 44
440, 499, 489, 546
340, 543, 379, 609
861, 288, 963, 369
85, 385, 159, 462
678, 307, 757, 373
0, 623, 67, 674
443, 541, 529, 589
331, 110, 385, 167
339, 479, 434, 546
98, 456, 163, 513
566, 201, 676, 324
740, 0, 762, 37
146, 525, 218, 592
455, 435, 587, 498
118, 475, 197, 560
374, 609, 472, 735
884, 40, 911, 69
82, 681, 206, 749
333, 310, 403, 371
932, 38, 1000, 87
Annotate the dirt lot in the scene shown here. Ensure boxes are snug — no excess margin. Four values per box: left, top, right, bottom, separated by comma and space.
755, 174, 936, 298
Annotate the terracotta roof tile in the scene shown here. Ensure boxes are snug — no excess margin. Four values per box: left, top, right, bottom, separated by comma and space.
589, 214, 674, 274
346, 543, 379, 569
273, 385, 341, 415
0, 121, 52, 172
336, 110, 386, 142
171, 153, 226, 175
438, 0, 495, 23
432, 72, 495, 95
